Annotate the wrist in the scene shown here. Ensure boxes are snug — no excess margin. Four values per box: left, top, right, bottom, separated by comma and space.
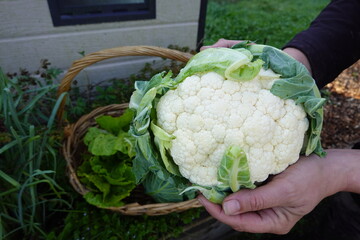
342, 149, 360, 193
322, 149, 360, 195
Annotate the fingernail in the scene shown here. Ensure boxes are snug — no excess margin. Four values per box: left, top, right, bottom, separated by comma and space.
223, 200, 240, 215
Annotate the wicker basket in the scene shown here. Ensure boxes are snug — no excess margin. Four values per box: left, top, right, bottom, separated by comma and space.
58, 46, 202, 215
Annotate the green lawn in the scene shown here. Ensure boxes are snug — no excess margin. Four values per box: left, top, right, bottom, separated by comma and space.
204, 0, 330, 48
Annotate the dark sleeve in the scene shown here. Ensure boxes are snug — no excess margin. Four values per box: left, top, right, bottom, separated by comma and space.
283, 0, 360, 88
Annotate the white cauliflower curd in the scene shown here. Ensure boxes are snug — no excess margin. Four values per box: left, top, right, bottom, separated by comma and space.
156, 70, 309, 187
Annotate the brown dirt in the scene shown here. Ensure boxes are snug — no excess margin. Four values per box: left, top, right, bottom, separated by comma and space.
321, 60, 360, 149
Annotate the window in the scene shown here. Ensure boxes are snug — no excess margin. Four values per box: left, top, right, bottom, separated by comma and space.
47, 0, 156, 26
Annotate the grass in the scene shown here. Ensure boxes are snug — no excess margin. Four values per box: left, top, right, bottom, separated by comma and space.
204, 0, 330, 48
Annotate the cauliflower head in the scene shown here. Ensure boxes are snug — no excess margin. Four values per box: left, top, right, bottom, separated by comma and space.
156, 70, 309, 187
129, 43, 326, 204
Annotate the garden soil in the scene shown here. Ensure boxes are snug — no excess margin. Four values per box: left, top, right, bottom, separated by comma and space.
322, 60, 360, 149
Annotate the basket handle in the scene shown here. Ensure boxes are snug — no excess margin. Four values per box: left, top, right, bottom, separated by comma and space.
56, 45, 193, 122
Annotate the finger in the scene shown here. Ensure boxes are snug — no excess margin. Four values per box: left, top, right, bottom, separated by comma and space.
233, 208, 297, 234
198, 195, 295, 234
197, 194, 239, 226
200, 39, 242, 51
222, 180, 292, 215
197, 194, 260, 230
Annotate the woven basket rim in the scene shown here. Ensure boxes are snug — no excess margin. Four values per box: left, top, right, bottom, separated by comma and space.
60, 46, 203, 215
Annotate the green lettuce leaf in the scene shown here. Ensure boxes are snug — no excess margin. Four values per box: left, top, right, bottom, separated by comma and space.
77, 155, 136, 208
95, 108, 134, 134
83, 109, 136, 157
84, 127, 135, 157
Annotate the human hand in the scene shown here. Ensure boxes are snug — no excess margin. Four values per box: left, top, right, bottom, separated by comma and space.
198, 149, 357, 234
200, 38, 243, 51
283, 47, 312, 75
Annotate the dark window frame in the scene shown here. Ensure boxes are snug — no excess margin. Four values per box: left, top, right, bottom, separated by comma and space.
196, 0, 208, 51
47, 0, 156, 27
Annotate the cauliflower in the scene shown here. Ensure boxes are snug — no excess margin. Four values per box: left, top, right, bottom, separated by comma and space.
130, 43, 326, 203
156, 70, 309, 187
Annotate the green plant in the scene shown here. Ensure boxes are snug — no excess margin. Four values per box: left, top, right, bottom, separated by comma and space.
77, 111, 137, 208
0, 65, 71, 239
46, 201, 203, 240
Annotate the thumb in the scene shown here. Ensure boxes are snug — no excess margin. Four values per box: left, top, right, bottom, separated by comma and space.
222, 181, 289, 215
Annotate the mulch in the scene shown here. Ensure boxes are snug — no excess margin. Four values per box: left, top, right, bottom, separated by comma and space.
321, 60, 360, 149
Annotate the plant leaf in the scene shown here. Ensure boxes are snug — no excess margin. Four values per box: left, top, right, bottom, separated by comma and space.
175, 47, 255, 83
143, 172, 193, 203
258, 46, 326, 156
95, 109, 134, 135
77, 155, 136, 208
218, 146, 255, 192
150, 121, 180, 176
180, 185, 228, 204
84, 127, 135, 157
